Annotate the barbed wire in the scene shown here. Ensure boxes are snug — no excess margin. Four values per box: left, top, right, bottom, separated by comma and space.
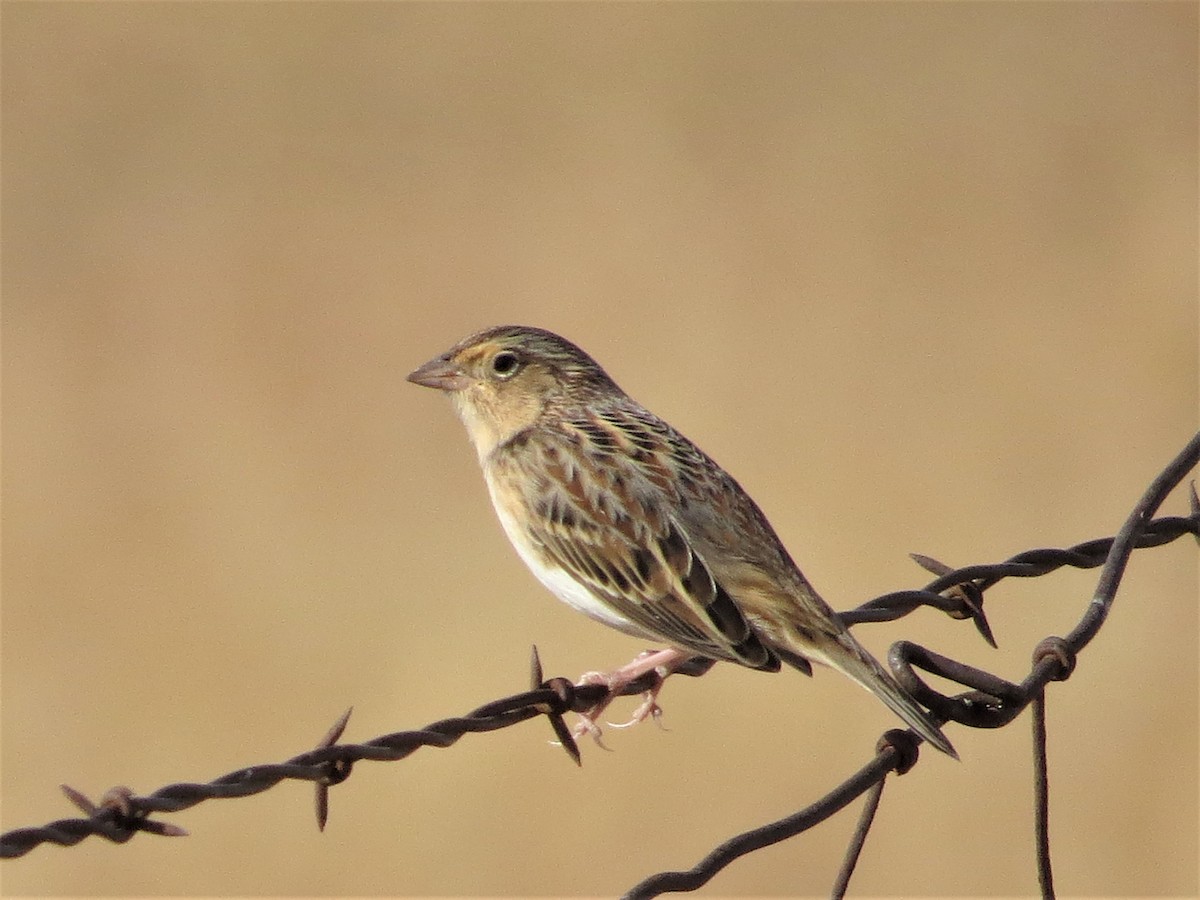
625, 430, 1200, 899
3, 431, 1197, 900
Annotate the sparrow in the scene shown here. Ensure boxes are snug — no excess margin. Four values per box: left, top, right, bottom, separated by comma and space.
408, 325, 956, 757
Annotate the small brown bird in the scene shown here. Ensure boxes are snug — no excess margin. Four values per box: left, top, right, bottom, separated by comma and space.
408, 325, 956, 757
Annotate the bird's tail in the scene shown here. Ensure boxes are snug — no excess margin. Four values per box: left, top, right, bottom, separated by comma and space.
816, 634, 958, 759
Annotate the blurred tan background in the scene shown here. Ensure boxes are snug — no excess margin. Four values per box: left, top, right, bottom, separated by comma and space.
3, 4, 1196, 897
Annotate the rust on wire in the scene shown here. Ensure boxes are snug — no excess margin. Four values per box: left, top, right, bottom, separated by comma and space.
2, 432, 1197, 899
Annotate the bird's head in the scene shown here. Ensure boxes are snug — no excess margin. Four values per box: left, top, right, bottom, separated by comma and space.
408, 325, 619, 459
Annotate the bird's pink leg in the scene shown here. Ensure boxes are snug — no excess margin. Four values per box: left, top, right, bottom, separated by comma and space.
573, 648, 696, 743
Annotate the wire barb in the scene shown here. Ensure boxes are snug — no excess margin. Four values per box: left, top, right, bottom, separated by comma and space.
314, 707, 354, 831
530, 644, 588, 765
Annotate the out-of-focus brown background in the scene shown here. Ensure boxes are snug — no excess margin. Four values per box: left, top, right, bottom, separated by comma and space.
3, 4, 1196, 897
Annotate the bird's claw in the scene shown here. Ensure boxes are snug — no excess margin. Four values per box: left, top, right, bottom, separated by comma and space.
607, 685, 668, 729
569, 711, 614, 749
608, 701, 665, 730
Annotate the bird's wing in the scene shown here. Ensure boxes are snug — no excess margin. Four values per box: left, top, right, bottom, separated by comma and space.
494, 415, 779, 671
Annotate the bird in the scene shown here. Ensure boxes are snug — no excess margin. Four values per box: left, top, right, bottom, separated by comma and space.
407, 325, 956, 758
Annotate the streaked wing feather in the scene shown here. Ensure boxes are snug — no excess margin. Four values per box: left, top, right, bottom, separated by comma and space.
536, 521, 722, 654
512, 418, 779, 670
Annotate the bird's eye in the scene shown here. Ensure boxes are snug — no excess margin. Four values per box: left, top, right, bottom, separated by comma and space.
490, 351, 521, 379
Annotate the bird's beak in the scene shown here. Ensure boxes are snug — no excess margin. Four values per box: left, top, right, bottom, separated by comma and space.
407, 355, 472, 392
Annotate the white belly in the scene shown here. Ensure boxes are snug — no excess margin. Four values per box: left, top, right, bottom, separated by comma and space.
487, 482, 641, 635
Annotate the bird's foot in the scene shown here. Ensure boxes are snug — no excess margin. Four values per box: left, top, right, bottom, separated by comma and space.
571, 648, 695, 743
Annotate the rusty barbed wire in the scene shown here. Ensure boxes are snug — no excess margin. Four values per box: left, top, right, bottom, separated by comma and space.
3, 433, 1197, 900
624, 431, 1200, 899
0, 648, 707, 859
